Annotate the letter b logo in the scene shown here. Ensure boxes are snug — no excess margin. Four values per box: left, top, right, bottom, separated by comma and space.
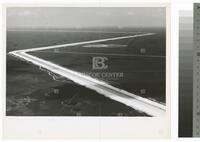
92, 57, 108, 70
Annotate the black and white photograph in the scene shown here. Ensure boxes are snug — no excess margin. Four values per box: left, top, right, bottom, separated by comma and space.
6, 7, 167, 117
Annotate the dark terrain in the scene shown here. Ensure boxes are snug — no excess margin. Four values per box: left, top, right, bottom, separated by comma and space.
6, 28, 165, 116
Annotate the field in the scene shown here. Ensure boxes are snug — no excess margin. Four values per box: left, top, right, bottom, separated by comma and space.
6, 28, 166, 116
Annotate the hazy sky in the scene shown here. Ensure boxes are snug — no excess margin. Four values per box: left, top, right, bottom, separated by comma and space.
7, 7, 166, 29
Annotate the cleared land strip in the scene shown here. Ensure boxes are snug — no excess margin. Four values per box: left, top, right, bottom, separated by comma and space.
15, 33, 155, 52
9, 33, 166, 116
35, 51, 165, 58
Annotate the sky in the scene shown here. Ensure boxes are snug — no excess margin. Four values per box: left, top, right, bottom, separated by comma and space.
7, 7, 166, 29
